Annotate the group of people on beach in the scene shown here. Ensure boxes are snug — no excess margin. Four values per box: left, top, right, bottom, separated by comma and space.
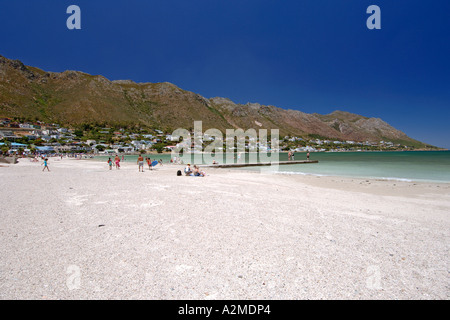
288, 151, 295, 161
184, 163, 206, 177
107, 155, 123, 170
38, 151, 311, 175
40, 151, 310, 175
136, 154, 162, 172
105, 155, 205, 176
288, 151, 310, 161
107, 154, 164, 172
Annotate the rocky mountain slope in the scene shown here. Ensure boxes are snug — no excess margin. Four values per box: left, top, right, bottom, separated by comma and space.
0, 54, 425, 146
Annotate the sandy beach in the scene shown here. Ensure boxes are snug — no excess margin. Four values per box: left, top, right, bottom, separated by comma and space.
0, 157, 449, 299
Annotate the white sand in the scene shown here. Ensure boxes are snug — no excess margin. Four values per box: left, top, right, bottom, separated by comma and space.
0, 157, 449, 299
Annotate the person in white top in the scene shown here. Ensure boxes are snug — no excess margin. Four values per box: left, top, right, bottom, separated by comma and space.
184, 164, 192, 176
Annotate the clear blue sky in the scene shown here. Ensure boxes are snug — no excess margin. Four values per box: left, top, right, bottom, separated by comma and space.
1, 0, 449, 147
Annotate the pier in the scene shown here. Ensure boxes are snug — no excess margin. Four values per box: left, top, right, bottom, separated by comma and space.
202, 160, 318, 168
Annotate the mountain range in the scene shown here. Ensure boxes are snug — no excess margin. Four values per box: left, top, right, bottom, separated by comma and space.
0, 54, 428, 147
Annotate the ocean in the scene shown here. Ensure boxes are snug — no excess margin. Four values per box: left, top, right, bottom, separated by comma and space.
94, 151, 450, 183
248, 151, 450, 183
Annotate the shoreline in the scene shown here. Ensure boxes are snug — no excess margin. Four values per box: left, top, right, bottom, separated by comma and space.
8, 156, 450, 196
87, 154, 450, 184
85, 151, 450, 184
228, 166, 450, 185
207, 166, 450, 198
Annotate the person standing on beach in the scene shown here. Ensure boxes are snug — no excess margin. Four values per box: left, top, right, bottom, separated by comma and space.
107, 157, 113, 170
114, 155, 121, 169
137, 154, 144, 172
291, 151, 295, 161
288, 151, 292, 161
307, 152, 310, 161
42, 158, 50, 172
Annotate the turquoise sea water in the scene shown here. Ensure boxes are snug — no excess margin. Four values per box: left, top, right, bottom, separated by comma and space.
251, 151, 450, 183
94, 151, 450, 183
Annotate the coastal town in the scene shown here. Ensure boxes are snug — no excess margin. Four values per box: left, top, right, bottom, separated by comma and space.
0, 117, 423, 157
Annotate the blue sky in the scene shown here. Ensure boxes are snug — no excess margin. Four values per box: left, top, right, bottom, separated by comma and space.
1, 0, 449, 147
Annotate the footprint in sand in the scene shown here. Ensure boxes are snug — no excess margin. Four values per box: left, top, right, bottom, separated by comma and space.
146, 184, 170, 191
285, 257, 295, 262
139, 201, 164, 208
65, 194, 91, 206
174, 264, 194, 274
125, 201, 164, 209
204, 292, 219, 300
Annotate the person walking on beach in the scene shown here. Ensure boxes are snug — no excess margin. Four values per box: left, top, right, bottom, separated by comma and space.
114, 155, 121, 169
42, 158, 50, 172
137, 154, 144, 172
107, 157, 113, 170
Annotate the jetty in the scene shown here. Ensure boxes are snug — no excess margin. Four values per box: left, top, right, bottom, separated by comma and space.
202, 160, 318, 168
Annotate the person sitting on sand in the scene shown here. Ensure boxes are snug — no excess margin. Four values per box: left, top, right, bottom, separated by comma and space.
184, 164, 192, 176
193, 165, 205, 177
137, 154, 144, 172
